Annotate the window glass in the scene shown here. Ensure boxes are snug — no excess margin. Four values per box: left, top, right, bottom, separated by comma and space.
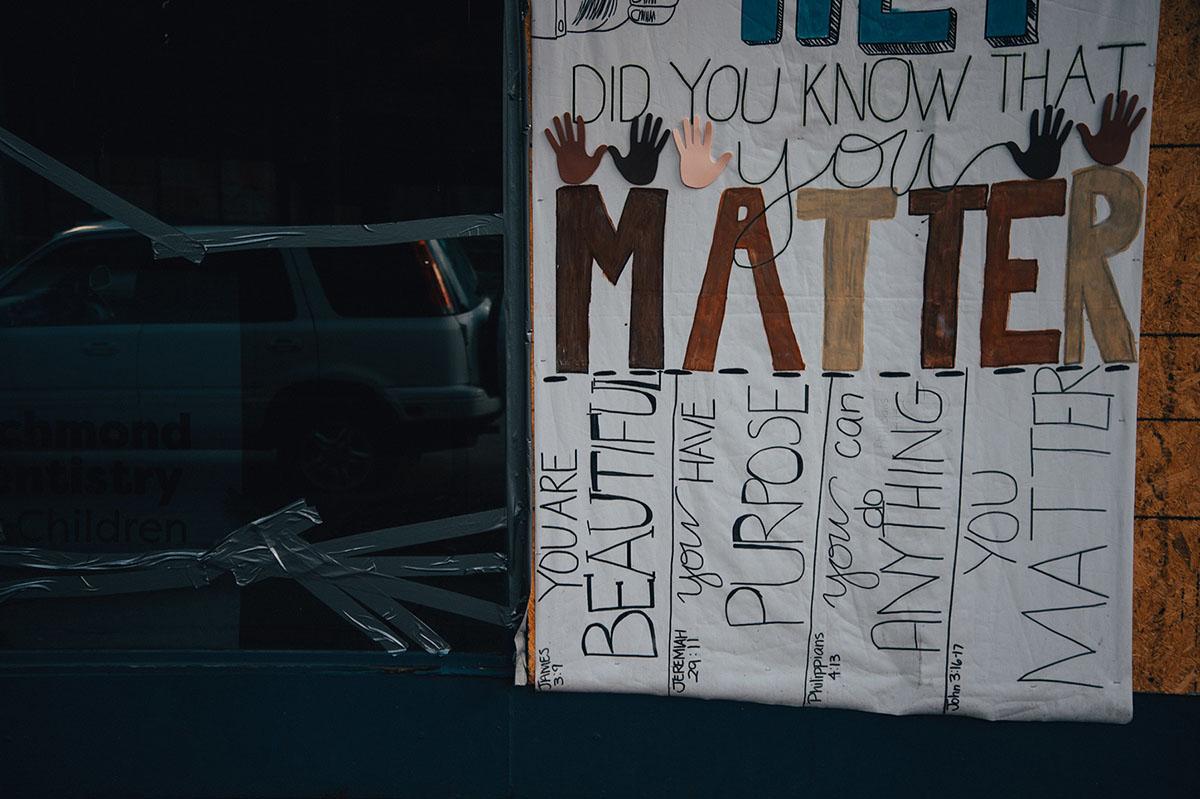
0, 1, 503, 256
309, 243, 454, 318
137, 249, 295, 323
0, 237, 145, 327
236, 250, 299, 323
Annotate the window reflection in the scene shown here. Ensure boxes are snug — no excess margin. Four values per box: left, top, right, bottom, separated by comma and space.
0, 0, 509, 654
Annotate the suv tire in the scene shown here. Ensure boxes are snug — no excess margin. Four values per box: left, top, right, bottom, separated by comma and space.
277, 399, 398, 495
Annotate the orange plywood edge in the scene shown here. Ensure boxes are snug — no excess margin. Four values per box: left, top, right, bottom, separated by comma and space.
1132, 0, 1200, 694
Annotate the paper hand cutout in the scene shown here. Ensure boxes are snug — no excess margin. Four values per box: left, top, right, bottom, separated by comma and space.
672, 116, 733, 189
531, 0, 680, 39
544, 113, 607, 185
1077, 91, 1147, 166
609, 114, 671, 186
1005, 105, 1073, 180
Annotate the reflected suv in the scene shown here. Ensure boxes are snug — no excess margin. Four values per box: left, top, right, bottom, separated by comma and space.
0, 222, 502, 492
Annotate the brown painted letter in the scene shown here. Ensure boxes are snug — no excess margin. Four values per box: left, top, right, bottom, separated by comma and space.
980, 179, 1065, 367
684, 188, 804, 371
1063, 166, 1143, 364
909, 185, 989, 369
556, 186, 667, 372
795, 188, 897, 372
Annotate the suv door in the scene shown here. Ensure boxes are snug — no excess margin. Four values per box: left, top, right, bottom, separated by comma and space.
133, 247, 315, 540
0, 234, 142, 444
135, 247, 313, 452
0, 234, 150, 575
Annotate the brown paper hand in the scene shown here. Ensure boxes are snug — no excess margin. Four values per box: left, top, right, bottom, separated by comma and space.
544, 113, 607, 184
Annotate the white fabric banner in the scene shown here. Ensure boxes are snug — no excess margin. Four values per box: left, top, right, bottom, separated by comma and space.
525, 0, 1160, 722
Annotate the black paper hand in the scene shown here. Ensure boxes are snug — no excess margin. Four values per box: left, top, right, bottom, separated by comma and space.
1005, 105, 1073, 180
609, 114, 670, 186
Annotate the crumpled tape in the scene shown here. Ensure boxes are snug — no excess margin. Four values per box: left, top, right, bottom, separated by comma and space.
0, 501, 516, 655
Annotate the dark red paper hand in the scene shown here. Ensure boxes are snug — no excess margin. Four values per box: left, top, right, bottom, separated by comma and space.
1077, 91, 1146, 166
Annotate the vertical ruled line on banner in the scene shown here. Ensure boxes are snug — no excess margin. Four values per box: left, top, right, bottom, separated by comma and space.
802, 375, 836, 706
666, 371, 679, 696
942, 368, 971, 713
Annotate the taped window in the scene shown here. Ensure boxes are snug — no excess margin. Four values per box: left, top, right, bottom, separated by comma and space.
0, 0, 528, 659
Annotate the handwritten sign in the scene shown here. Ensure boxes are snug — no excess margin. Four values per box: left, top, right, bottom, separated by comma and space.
525, 0, 1160, 722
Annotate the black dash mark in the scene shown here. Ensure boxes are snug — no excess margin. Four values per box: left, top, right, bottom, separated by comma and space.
773, 371, 803, 378
594, 370, 617, 377
822, 371, 853, 378
1056, 364, 1083, 372
879, 371, 910, 378
935, 370, 964, 377
630, 369, 657, 376
544, 376, 568, 383
942, 367, 970, 713
994, 367, 1025, 375
719, 368, 748, 375
1105, 364, 1131, 372
802, 377, 836, 705
665, 372, 680, 694
664, 368, 692, 376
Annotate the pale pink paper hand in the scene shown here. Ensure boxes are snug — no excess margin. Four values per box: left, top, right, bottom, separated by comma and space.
671, 116, 733, 189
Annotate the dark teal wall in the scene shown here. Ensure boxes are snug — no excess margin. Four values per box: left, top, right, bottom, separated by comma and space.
2, 666, 1196, 798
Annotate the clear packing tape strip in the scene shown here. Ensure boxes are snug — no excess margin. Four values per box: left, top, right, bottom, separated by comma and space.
0, 123, 504, 261
0, 501, 518, 655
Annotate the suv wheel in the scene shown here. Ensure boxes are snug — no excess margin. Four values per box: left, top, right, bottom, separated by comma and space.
279, 401, 393, 494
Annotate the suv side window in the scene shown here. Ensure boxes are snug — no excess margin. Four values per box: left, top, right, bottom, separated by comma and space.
137, 248, 295, 323
0, 237, 144, 327
309, 242, 455, 318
